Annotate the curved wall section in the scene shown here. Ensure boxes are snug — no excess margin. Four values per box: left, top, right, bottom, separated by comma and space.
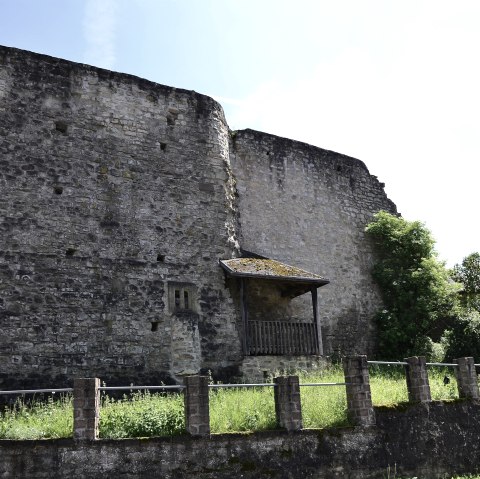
0, 46, 241, 388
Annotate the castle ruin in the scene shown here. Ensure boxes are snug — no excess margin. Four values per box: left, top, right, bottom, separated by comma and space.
0, 46, 396, 388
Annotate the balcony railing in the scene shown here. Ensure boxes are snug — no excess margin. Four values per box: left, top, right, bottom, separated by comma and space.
248, 320, 319, 355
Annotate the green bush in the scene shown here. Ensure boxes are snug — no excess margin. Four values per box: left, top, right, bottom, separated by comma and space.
366, 211, 459, 359
443, 311, 480, 361
99, 391, 185, 438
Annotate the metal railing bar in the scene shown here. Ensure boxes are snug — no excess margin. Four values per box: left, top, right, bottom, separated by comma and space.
209, 383, 276, 388
299, 382, 348, 387
368, 361, 408, 365
426, 362, 458, 367
99, 385, 185, 391
0, 388, 73, 395
369, 360, 468, 367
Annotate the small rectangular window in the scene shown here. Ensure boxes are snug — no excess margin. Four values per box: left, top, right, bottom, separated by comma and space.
168, 282, 196, 313
174, 290, 180, 307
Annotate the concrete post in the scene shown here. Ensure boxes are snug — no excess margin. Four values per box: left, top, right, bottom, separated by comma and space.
273, 375, 303, 431
454, 357, 480, 399
343, 356, 376, 426
404, 356, 431, 402
73, 378, 100, 441
184, 375, 210, 436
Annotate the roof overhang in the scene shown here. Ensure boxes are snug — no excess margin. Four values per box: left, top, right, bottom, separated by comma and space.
219, 258, 329, 298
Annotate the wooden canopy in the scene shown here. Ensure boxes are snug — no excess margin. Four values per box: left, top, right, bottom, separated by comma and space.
220, 257, 330, 356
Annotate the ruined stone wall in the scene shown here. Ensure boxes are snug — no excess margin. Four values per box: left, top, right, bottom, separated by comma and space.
0, 45, 398, 387
0, 46, 242, 388
230, 130, 397, 355
1, 401, 480, 478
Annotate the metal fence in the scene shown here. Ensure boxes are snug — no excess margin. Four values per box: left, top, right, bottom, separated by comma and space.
1, 355, 479, 440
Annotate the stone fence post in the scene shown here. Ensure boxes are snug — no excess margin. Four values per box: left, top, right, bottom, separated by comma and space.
73, 378, 100, 441
273, 375, 303, 431
455, 357, 480, 399
343, 356, 376, 426
184, 375, 210, 436
404, 356, 431, 402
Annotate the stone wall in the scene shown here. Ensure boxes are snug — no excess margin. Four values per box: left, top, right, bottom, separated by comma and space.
230, 130, 396, 355
0, 45, 397, 387
2, 401, 480, 478
0, 46, 242, 388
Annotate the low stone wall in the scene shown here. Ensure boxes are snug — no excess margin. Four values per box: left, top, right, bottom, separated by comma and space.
1, 401, 480, 478
2, 356, 480, 478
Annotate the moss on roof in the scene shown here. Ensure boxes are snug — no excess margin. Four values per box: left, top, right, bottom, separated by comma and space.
220, 258, 329, 284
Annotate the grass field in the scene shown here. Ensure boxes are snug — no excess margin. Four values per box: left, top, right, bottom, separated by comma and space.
0, 364, 461, 439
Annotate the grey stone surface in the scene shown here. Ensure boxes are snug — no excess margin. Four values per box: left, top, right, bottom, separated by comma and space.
454, 357, 479, 399
405, 356, 431, 402
230, 130, 396, 356
0, 45, 396, 388
1, 401, 480, 478
343, 355, 375, 426
0, 46, 241, 388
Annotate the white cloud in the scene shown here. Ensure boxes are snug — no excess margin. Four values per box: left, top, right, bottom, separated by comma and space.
83, 0, 117, 69
222, 2, 480, 266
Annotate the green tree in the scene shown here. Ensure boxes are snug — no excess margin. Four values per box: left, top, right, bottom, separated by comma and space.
366, 211, 459, 360
451, 252, 480, 310
443, 252, 480, 360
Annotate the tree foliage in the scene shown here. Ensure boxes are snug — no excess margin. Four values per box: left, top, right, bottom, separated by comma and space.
443, 252, 480, 360
451, 252, 480, 310
443, 310, 480, 361
366, 211, 459, 360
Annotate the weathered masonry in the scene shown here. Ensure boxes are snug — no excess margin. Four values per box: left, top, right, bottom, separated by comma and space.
0, 45, 396, 389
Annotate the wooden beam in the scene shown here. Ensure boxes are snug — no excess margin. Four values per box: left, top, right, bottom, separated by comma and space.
240, 278, 249, 355
311, 287, 324, 356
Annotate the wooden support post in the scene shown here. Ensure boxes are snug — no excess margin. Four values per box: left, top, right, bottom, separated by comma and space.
311, 287, 323, 356
240, 278, 249, 355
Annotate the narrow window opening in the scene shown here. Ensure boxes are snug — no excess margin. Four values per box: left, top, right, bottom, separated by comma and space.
151, 322, 159, 332
65, 248, 76, 257
160, 143, 167, 151
174, 289, 180, 308
157, 254, 165, 262
54, 186, 63, 195
336, 165, 342, 172
55, 122, 68, 134
168, 283, 196, 313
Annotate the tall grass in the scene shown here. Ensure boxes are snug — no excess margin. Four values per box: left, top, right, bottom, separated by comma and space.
0, 395, 73, 439
99, 391, 185, 438
210, 386, 276, 433
298, 368, 349, 428
369, 365, 458, 405
0, 365, 466, 440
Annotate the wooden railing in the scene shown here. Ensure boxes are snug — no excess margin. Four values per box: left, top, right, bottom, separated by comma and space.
248, 320, 319, 356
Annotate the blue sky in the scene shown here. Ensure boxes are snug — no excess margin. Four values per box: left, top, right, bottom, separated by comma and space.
1, 0, 480, 266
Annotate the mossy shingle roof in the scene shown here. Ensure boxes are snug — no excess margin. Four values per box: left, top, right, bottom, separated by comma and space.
219, 258, 329, 285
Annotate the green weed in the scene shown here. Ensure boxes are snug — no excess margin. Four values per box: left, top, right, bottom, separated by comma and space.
210, 386, 277, 433
99, 390, 185, 438
0, 394, 73, 439
0, 365, 466, 440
